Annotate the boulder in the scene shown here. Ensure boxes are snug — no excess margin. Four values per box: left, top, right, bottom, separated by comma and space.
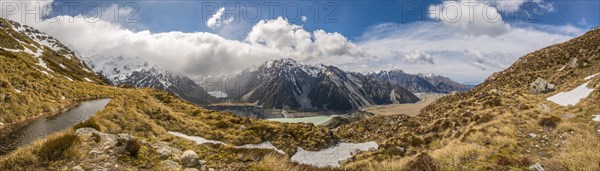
159, 160, 181, 171
183, 168, 199, 171
181, 150, 199, 167
567, 57, 579, 68
529, 78, 555, 95
158, 146, 174, 159
528, 163, 545, 171
70, 165, 84, 171
75, 127, 100, 136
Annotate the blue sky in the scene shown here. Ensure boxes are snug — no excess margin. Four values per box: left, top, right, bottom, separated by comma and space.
50, 0, 599, 40
11, 0, 599, 83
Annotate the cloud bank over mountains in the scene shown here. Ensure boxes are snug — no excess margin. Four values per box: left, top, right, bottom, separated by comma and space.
2, 0, 584, 82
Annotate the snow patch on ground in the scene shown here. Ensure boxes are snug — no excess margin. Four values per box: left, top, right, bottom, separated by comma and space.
547, 81, 595, 106
84, 77, 92, 82
40, 70, 51, 77
584, 73, 599, 80
59, 63, 67, 69
64, 76, 73, 81
291, 142, 379, 168
14, 89, 21, 93
169, 131, 286, 154
592, 115, 600, 122
235, 142, 286, 154
169, 131, 226, 145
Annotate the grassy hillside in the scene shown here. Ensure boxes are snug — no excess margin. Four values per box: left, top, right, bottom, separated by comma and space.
0, 19, 335, 170
332, 27, 600, 170
1, 17, 598, 170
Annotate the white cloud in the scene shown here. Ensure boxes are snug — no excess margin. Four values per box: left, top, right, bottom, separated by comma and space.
578, 18, 588, 26
3, 0, 584, 83
23, 14, 364, 77
206, 7, 234, 29
313, 30, 366, 58
245, 17, 366, 60
356, 22, 583, 82
428, 0, 510, 36
246, 17, 312, 51
399, 50, 434, 64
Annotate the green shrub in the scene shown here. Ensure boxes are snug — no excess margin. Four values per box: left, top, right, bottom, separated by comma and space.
36, 133, 79, 161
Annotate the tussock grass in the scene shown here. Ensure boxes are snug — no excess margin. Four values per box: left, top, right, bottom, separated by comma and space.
551, 122, 600, 170
430, 141, 487, 169
36, 132, 79, 161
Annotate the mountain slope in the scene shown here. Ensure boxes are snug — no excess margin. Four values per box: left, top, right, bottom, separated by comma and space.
84, 56, 217, 105
0, 19, 104, 84
369, 70, 469, 93
210, 59, 419, 111
0, 18, 336, 170
334, 27, 600, 170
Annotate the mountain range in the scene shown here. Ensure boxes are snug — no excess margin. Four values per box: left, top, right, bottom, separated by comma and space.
201, 58, 420, 111
368, 70, 470, 93
1, 17, 599, 171
83, 56, 217, 105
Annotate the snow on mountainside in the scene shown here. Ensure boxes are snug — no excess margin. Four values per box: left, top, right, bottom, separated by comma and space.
84, 55, 217, 104
0, 19, 102, 83
202, 58, 419, 111
369, 70, 470, 93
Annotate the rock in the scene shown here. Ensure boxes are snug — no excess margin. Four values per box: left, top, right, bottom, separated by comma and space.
71, 165, 84, 171
75, 127, 100, 136
183, 168, 199, 171
489, 89, 501, 94
528, 163, 545, 171
199, 160, 207, 166
338, 159, 348, 165
181, 150, 199, 167
530, 78, 555, 95
160, 160, 181, 171
368, 147, 377, 152
351, 149, 362, 156
158, 146, 174, 159
529, 133, 537, 138
538, 104, 551, 113
567, 57, 579, 68
208, 168, 215, 171
560, 114, 576, 119
117, 134, 135, 143
517, 103, 530, 110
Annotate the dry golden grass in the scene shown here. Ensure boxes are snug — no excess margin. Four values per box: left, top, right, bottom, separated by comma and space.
550, 122, 600, 170
429, 141, 490, 170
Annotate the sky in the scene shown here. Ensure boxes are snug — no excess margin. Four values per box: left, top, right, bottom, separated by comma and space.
2, 0, 599, 83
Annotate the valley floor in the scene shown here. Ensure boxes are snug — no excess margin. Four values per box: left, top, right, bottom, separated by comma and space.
363, 93, 445, 116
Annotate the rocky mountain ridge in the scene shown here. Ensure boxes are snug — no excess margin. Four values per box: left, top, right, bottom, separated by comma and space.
203, 58, 420, 111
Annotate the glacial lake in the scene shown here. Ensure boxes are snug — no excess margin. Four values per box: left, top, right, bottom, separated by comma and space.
267, 115, 337, 125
